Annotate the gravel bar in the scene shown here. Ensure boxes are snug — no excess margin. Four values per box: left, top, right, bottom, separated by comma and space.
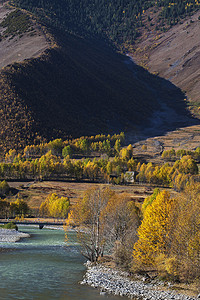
0, 228, 30, 242
81, 262, 197, 300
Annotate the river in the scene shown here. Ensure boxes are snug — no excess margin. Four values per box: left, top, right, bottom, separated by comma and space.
0, 226, 125, 300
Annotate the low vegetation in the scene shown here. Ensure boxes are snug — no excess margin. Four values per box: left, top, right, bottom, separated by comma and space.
1, 9, 31, 38
0, 222, 18, 230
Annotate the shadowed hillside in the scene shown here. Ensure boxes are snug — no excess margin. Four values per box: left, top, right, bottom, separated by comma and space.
0, 30, 160, 152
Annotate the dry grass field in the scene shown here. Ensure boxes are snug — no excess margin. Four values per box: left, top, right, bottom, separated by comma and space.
7, 180, 175, 215
132, 8, 200, 105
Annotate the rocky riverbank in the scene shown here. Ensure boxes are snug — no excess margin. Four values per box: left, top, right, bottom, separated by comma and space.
81, 262, 197, 300
0, 228, 30, 242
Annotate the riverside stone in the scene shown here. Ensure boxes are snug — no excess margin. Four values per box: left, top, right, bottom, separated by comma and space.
0, 228, 30, 242
81, 262, 196, 300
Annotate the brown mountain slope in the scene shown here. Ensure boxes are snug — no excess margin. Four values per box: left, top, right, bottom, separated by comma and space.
132, 10, 200, 105
0, 3, 50, 69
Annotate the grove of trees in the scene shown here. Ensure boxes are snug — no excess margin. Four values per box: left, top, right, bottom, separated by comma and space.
0, 197, 29, 219
39, 193, 70, 219
66, 183, 200, 283
65, 187, 140, 263
0, 134, 199, 192
133, 183, 200, 282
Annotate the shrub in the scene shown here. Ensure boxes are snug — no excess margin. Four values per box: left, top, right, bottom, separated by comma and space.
2, 222, 18, 230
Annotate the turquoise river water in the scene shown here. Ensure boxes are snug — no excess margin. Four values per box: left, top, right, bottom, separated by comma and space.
0, 226, 126, 300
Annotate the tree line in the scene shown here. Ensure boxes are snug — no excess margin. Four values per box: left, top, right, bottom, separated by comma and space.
0, 136, 199, 190
4, 133, 125, 160
162, 147, 200, 162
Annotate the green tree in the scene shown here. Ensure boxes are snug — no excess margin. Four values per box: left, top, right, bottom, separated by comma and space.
62, 145, 73, 158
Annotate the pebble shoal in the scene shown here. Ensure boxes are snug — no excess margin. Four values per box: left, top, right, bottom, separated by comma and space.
81, 262, 198, 300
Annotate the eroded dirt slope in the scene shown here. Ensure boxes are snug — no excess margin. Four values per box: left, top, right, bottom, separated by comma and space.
132, 10, 200, 104
0, 3, 50, 69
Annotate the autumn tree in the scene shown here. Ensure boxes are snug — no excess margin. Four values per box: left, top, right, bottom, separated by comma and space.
0, 198, 10, 218
102, 193, 140, 268
62, 145, 73, 158
66, 187, 140, 265
169, 183, 200, 281
10, 199, 29, 217
0, 180, 10, 195
66, 187, 113, 262
114, 139, 121, 155
39, 193, 70, 219
133, 190, 174, 269
47, 139, 63, 156
5, 149, 17, 163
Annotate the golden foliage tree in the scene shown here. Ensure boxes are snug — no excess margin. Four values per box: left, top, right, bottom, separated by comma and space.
39, 193, 70, 219
133, 190, 174, 268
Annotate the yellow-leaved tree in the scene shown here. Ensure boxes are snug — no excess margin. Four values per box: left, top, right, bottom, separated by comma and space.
132, 190, 174, 269
39, 193, 70, 219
